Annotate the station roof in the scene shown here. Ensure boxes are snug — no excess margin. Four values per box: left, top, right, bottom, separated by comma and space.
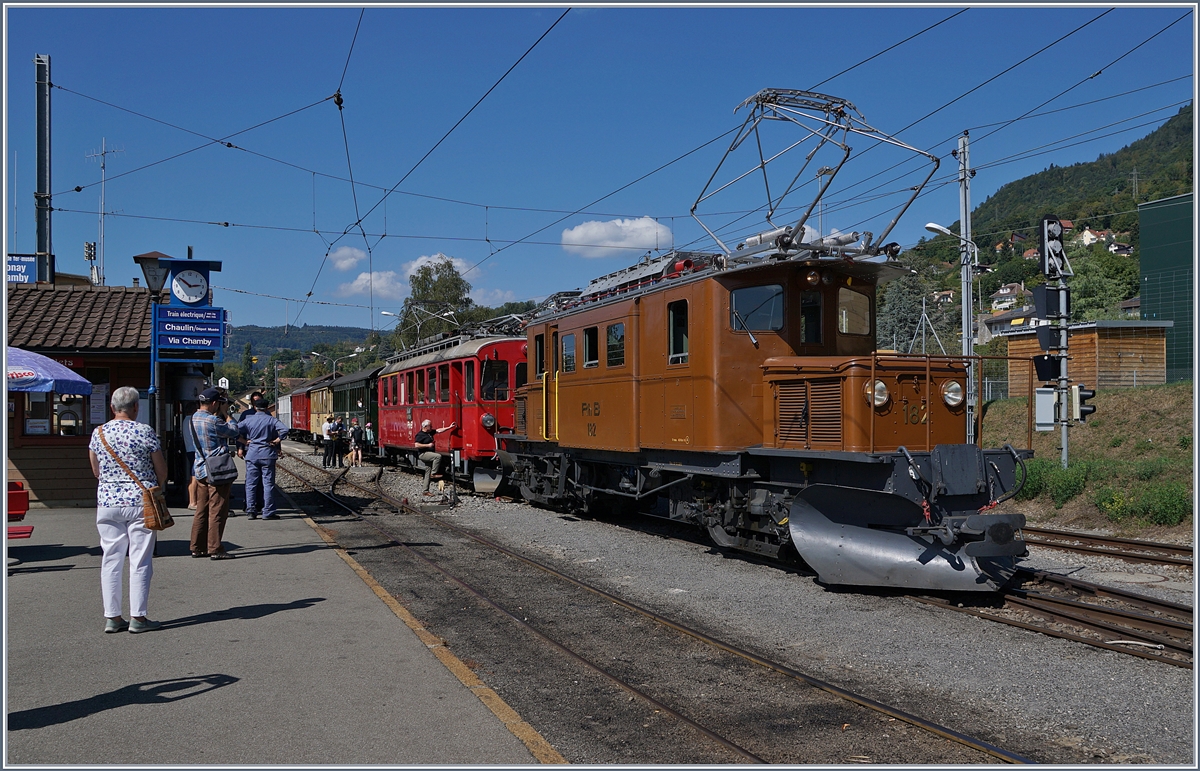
6, 282, 152, 351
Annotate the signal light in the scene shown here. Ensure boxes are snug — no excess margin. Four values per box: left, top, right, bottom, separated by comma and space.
1040, 215, 1072, 279
84, 241, 96, 261
1070, 384, 1097, 421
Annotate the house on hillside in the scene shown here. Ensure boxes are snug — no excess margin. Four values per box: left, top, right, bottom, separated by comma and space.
990, 282, 1031, 311
1108, 242, 1134, 256
1022, 247, 1039, 260
1120, 297, 1141, 317
932, 290, 955, 305
977, 306, 1044, 345
1074, 227, 1112, 247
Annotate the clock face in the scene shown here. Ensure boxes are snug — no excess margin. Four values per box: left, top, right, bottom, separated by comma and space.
172, 269, 209, 304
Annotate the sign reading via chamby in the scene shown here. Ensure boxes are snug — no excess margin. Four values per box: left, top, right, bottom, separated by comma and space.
155, 305, 225, 350
6, 254, 38, 283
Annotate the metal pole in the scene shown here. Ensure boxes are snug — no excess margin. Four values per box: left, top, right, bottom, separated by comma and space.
957, 133, 976, 444
1058, 279, 1069, 469
34, 54, 52, 283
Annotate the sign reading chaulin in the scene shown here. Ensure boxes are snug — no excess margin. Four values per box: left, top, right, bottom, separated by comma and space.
155, 306, 226, 350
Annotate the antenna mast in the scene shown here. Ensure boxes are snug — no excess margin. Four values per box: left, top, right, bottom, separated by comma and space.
86, 138, 122, 285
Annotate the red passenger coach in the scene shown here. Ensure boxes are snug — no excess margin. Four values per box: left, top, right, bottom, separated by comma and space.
289, 387, 311, 442
377, 332, 527, 492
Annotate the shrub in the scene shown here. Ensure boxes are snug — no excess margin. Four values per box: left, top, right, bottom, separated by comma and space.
1048, 463, 1088, 508
1135, 458, 1167, 481
1093, 487, 1128, 521
1135, 482, 1192, 526
1016, 457, 1055, 500
1108, 435, 1124, 448
1179, 435, 1192, 450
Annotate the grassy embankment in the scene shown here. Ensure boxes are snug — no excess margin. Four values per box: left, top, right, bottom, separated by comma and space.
981, 381, 1194, 540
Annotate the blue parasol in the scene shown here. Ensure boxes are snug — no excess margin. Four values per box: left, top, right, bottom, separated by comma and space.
6, 347, 94, 395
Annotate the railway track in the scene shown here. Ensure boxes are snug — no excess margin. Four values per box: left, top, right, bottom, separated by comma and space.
277, 450, 1034, 764
1021, 526, 1193, 570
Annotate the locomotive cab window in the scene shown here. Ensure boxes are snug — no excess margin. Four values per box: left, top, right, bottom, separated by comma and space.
481, 360, 509, 401
393, 375, 400, 406
801, 291, 822, 344
382, 376, 390, 406
562, 333, 577, 373
730, 284, 784, 331
668, 300, 689, 365
837, 287, 871, 336
439, 364, 450, 402
416, 371, 425, 403
515, 362, 528, 389
534, 334, 545, 379
583, 327, 599, 368
465, 361, 475, 402
606, 323, 625, 367
406, 372, 415, 405
428, 368, 438, 402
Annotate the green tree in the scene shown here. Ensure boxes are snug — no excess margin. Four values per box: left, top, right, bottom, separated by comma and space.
241, 342, 254, 383
392, 255, 476, 350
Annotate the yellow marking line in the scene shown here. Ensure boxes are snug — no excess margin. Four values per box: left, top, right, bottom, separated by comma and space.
295, 502, 565, 764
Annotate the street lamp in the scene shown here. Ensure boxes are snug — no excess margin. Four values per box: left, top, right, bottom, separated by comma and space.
310, 351, 358, 373
926, 222, 981, 444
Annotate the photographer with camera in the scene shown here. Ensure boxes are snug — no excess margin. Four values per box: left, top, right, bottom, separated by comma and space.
189, 387, 240, 560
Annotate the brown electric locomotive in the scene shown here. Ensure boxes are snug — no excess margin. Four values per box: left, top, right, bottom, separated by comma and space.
498, 88, 1033, 592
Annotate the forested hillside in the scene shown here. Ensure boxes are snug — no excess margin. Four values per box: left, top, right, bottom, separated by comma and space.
227, 324, 373, 358
880, 103, 1192, 351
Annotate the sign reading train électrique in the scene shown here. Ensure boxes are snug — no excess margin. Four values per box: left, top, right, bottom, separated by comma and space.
155, 306, 226, 350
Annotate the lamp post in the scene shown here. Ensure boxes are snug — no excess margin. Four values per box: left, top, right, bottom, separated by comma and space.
926, 222, 980, 444
310, 351, 357, 374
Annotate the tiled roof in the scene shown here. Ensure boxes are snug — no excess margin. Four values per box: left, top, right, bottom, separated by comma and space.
7, 283, 153, 351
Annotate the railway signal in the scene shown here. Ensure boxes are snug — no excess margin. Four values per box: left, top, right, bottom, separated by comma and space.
1071, 384, 1097, 421
1040, 215, 1072, 279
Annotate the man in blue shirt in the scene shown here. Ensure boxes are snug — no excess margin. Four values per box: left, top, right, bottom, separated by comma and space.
190, 388, 240, 559
238, 397, 288, 520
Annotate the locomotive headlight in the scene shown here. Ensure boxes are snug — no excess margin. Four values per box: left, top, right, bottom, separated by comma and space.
805, 270, 821, 286
941, 380, 965, 408
863, 379, 890, 408
481, 412, 497, 430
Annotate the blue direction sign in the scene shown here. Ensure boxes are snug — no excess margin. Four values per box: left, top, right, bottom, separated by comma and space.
156, 305, 225, 350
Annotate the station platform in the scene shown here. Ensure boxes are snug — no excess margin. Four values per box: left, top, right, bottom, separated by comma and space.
4, 462, 555, 765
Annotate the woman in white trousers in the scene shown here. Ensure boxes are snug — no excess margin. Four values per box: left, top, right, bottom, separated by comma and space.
88, 386, 168, 634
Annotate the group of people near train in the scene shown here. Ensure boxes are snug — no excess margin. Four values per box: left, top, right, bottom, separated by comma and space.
320, 414, 373, 469
88, 386, 288, 634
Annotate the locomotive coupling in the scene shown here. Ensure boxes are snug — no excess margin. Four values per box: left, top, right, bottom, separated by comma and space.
905, 513, 1027, 557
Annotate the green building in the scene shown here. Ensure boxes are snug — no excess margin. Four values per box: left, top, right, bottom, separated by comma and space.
1138, 192, 1193, 382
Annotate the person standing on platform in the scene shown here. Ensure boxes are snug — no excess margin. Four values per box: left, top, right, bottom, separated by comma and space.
182, 410, 200, 510
333, 415, 347, 468
364, 422, 375, 457
238, 397, 287, 520
88, 386, 168, 634
190, 388, 239, 560
239, 391, 264, 422
322, 414, 335, 468
349, 419, 364, 467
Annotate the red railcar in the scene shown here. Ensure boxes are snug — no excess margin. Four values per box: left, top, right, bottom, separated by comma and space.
289, 387, 311, 442
377, 334, 527, 491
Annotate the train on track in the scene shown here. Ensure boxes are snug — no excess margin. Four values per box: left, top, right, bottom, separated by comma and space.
281, 89, 1037, 592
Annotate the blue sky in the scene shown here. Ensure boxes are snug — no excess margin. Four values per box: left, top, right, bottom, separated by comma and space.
5, 4, 1195, 331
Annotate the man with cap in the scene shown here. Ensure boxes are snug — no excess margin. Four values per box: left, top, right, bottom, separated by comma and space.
238, 397, 288, 520
414, 419, 456, 495
189, 387, 239, 559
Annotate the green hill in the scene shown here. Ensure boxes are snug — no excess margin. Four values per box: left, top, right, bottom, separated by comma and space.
228, 324, 374, 358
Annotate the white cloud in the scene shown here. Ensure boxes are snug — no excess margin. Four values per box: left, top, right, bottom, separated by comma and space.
471, 287, 518, 307
401, 252, 469, 279
329, 245, 367, 271
335, 270, 408, 301
561, 217, 672, 258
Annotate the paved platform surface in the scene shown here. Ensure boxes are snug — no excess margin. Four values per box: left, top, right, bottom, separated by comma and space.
4, 463, 544, 765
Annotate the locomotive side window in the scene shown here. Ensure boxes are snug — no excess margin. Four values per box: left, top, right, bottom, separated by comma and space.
562, 334, 577, 373
606, 323, 625, 367
382, 377, 389, 406
515, 362, 528, 389
668, 300, 689, 365
583, 327, 599, 368
465, 361, 475, 402
416, 370, 425, 403
393, 375, 400, 405
730, 284, 784, 331
406, 372, 415, 405
535, 334, 545, 379
837, 287, 871, 336
481, 360, 509, 400
439, 364, 450, 402
801, 291, 822, 344
428, 368, 438, 402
